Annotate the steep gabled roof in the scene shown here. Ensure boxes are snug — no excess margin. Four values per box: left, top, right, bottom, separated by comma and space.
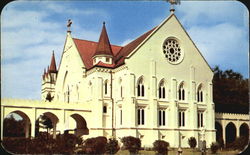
73, 39, 122, 69
73, 24, 157, 70
93, 22, 113, 57
114, 27, 157, 67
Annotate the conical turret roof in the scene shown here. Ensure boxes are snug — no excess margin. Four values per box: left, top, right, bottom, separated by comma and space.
49, 51, 57, 73
93, 22, 113, 57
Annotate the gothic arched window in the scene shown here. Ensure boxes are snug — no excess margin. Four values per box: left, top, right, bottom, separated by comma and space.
137, 77, 145, 97
158, 80, 166, 99
178, 83, 185, 101
197, 85, 203, 102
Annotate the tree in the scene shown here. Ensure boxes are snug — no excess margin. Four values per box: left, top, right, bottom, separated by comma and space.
3, 114, 26, 137
121, 136, 141, 154
188, 137, 197, 149
153, 140, 169, 155
39, 115, 53, 139
213, 66, 248, 114
105, 138, 120, 154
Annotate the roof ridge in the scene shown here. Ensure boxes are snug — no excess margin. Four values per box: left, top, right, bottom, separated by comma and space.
72, 38, 122, 48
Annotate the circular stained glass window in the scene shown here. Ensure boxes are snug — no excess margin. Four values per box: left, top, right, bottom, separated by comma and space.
163, 39, 184, 64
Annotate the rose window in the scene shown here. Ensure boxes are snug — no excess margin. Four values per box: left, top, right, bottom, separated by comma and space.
163, 39, 184, 64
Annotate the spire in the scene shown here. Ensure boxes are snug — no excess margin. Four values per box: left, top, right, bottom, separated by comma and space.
49, 51, 57, 73
93, 22, 113, 57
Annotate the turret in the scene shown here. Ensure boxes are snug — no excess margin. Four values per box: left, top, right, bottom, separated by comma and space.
92, 22, 113, 65
41, 51, 58, 101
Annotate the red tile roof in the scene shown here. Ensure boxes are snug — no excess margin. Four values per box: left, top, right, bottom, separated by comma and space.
93, 22, 113, 56
73, 39, 122, 69
49, 51, 57, 73
73, 26, 156, 70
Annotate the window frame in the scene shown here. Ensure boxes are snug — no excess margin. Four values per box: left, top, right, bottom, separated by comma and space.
137, 108, 145, 125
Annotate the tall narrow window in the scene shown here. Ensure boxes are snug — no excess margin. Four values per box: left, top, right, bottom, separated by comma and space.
179, 110, 185, 127
158, 109, 166, 126
121, 86, 123, 98
197, 85, 203, 102
137, 78, 145, 97
197, 111, 204, 128
104, 80, 108, 95
103, 106, 107, 113
158, 81, 166, 99
178, 83, 185, 101
120, 109, 122, 125
137, 108, 145, 125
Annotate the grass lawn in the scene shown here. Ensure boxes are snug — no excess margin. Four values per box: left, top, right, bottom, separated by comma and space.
116, 149, 239, 155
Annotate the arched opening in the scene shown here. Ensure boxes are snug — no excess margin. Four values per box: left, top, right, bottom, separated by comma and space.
67, 114, 89, 137
35, 112, 59, 139
240, 123, 249, 137
158, 80, 166, 99
178, 82, 185, 101
215, 121, 224, 147
137, 77, 145, 97
226, 122, 236, 145
3, 111, 31, 138
197, 84, 203, 102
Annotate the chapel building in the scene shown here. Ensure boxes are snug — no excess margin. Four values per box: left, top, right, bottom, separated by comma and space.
41, 11, 215, 148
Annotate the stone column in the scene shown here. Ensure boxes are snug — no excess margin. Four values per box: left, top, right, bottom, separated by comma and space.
150, 61, 157, 128
31, 108, 36, 138
222, 122, 226, 145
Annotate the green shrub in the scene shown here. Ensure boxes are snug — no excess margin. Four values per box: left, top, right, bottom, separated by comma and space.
105, 138, 120, 154
121, 136, 141, 154
217, 137, 224, 149
81, 136, 107, 154
226, 136, 248, 150
188, 137, 197, 149
2, 133, 82, 154
210, 142, 219, 154
153, 140, 169, 155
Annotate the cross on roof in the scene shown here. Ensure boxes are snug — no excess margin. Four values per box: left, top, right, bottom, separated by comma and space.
167, 0, 181, 13
67, 19, 72, 32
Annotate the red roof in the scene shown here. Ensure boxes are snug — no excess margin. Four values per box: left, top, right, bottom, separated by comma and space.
93, 22, 113, 56
73, 26, 156, 70
49, 51, 57, 73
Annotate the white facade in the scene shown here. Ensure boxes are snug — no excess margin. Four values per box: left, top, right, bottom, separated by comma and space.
42, 12, 216, 148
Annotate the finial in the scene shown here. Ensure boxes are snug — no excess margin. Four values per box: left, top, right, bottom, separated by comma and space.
67, 19, 72, 32
103, 21, 105, 25
167, 0, 180, 13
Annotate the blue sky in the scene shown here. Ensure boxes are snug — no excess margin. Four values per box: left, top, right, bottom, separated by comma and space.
1, 1, 249, 100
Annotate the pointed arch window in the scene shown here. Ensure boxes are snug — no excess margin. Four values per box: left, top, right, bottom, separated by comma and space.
137, 77, 145, 97
158, 81, 166, 99
104, 80, 108, 95
178, 83, 185, 101
119, 78, 123, 98
197, 85, 203, 102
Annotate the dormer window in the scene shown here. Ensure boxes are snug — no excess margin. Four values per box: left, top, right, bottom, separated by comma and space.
106, 57, 110, 62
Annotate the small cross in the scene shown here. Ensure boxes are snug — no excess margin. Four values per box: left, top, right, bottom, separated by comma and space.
167, 0, 180, 13
67, 19, 72, 32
